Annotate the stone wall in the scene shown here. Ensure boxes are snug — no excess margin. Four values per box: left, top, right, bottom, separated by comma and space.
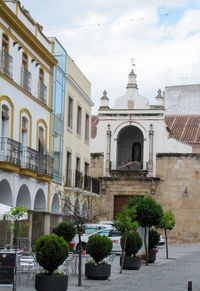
156, 153, 200, 244
90, 153, 104, 177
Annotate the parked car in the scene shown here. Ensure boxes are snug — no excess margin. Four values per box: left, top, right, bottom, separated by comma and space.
73, 227, 122, 253
159, 235, 165, 245
71, 223, 113, 252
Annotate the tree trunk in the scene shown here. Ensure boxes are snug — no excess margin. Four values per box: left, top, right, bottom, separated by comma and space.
120, 235, 127, 274
165, 229, 168, 259
144, 226, 148, 266
77, 230, 82, 286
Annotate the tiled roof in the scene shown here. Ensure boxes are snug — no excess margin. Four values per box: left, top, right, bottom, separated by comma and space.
91, 115, 99, 139
165, 115, 200, 144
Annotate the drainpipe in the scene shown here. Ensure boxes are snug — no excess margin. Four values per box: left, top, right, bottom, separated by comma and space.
106, 124, 111, 175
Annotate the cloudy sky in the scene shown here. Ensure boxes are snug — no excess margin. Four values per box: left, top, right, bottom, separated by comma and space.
20, 0, 200, 113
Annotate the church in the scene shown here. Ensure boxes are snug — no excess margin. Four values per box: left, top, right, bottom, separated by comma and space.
91, 68, 200, 244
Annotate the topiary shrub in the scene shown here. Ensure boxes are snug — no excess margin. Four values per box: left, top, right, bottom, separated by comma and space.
52, 222, 76, 243
35, 235, 69, 275
121, 231, 142, 257
86, 235, 113, 264
149, 229, 160, 250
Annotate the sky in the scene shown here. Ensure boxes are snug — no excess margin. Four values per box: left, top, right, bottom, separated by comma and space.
19, 0, 200, 113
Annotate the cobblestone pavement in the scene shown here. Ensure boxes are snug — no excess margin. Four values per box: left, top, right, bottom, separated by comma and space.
2, 244, 199, 291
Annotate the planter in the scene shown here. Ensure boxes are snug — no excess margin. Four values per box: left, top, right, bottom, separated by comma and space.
85, 263, 111, 280
35, 274, 68, 291
148, 251, 156, 263
123, 256, 141, 270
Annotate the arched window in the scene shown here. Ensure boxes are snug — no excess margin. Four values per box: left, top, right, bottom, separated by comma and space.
21, 116, 28, 146
1, 104, 10, 138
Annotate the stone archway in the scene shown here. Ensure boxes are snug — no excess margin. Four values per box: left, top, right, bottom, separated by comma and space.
0, 179, 13, 206
16, 184, 31, 209
51, 193, 61, 214
117, 125, 144, 169
34, 189, 46, 211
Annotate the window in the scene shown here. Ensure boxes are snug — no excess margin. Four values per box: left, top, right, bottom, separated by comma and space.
21, 52, 31, 92
38, 68, 47, 104
1, 34, 12, 78
68, 97, 73, 129
85, 113, 89, 141
77, 105, 82, 135
85, 162, 89, 176
1, 104, 9, 138
21, 116, 28, 146
75, 157, 82, 188
2, 34, 9, 53
66, 151, 72, 186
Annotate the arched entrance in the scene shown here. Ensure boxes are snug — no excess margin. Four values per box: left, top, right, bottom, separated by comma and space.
51, 193, 61, 214
0, 179, 13, 206
34, 189, 46, 211
16, 184, 31, 209
117, 125, 144, 169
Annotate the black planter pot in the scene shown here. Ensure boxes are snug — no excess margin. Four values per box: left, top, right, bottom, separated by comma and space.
123, 256, 141, 270
85, 263, 111, 280
35, 274, 68, 291
148, 251, 156, 263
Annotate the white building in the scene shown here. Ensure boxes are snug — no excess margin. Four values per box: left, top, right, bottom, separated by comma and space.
0, 0, 57, 246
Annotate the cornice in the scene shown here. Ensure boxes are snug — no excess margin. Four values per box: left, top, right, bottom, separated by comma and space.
0, 0, 58, 67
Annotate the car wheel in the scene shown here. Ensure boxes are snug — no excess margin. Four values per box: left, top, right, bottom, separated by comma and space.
76, 242, 86, 253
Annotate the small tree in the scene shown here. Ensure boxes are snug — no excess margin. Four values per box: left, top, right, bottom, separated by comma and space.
158, 210, 175, 259
113, 206, 138, 273
128, 196, 163, 265
52, 222, 76, 243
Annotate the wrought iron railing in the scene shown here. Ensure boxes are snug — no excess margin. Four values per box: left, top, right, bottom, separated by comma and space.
38, 80, 47, 104
110, 160, 144, 171
38, 153, 53, 176
0, 50, 13, 78
20, 146, 38, 171
21, 67, 31, 93
75, 170, 83, 188
0, 137, 20, 165
84, 174, 91, 191
92, 178, 100, 194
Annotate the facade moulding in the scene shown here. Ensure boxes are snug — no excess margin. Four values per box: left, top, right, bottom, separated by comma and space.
66, 73, 94, 106
0, 1, 57, 67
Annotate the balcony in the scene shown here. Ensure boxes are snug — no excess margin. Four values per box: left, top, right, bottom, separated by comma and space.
21, 67, 31, 93
110, 160, 144, 171
0, 137, 20, 165
0, 50, 13, 78
75, 170, 83, 188
38, 80, 47, 104
65, 169, 100, 194
0, 137, 53, 178
84, 174, 91, 191
20, 146, 38, 172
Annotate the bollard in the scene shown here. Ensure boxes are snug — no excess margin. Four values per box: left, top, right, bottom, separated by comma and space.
188, 281, 192, 291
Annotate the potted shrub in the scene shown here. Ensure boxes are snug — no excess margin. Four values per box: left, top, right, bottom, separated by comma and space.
148, 229, 160, 263
52, 221, 76, 252
85, 234, 113, 280
121, 231, 142, 270
35, 235, 69, 291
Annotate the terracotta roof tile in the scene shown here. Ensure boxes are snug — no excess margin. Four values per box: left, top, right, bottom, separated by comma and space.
165, 115, 200, 144
91, 115, 99, 139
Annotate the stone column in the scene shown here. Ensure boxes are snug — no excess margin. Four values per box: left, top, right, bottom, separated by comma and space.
106, 124, 111, 175
148, 124, 154, 175
44, 212, 51, 235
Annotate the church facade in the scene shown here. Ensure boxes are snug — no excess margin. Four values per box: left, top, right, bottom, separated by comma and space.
91, 69, 200, 243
